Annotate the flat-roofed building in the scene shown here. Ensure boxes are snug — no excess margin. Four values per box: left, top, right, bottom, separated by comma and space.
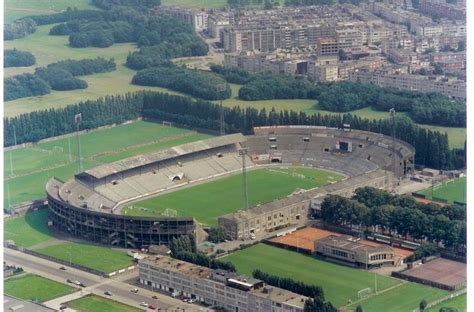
139, 255, 306, 312
315, 235, 399, 268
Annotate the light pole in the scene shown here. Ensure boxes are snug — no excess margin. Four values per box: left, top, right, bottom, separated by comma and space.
75, 113, 83, 173
66, 251, 72, 266
389, 108, 397, 189
216, 84, 227, 136
239, 148, 249, 210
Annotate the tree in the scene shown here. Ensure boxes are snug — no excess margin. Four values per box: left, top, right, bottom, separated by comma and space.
338, 49, 348, 61
432, 63, 444, 75
208, 227, 227, 243
355, 305, 364, 312
419, 299, 428, 311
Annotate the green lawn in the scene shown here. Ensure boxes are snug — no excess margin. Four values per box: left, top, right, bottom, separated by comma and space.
419, 125, 466, 149
124, 167, 343, 226
4, 24, 182, 117
4, 208, 53, 247
426, 293, 467, 312
67, 295, 142, 312
4, 121, 211, 207
350, 282, 449, 312
35, 242, 134, 273
224, 243, 402, 308
4, 0, 96, 23
419, 177, 467, 204
4, 274, 76, 302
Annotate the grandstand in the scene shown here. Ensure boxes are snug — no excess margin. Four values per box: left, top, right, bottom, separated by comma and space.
46, 126, 416, 248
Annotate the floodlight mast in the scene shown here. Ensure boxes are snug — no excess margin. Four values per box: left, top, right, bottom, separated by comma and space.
239, 148, 249, 210
75, 113, 83, 173
389, 108, 397, 189
216, 84, 227, 136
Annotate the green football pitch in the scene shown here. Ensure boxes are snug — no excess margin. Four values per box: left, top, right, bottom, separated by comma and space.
4, 274, 76, 302
425, 293, 466, 312
123, 167, 344, 226
35, 242, 134, 273
4, 208, 53, 248
419, 177, 467, 204
223, 243, 402, 308
349, 282, 449, 312
4, 121, 211, 207
67, 295, 141, 312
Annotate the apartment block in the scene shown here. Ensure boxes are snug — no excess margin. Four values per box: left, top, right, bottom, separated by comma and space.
139, 256, 306, 312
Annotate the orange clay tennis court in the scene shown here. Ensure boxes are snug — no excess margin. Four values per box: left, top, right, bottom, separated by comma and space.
270, 226, 413, 258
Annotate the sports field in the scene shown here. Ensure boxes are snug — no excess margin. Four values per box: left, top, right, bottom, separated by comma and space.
4, 274, 76, 302
4, 208, 53, 247
223, 243, 402, 307
35, 242, 134, 273
124, 167, 343, 226
4, 121, 211, 207
426, 293, 467, 312
348, 282, 449, 312
4, 0, 96, 23
419, 177, 467, 203
67, 295, 142, 312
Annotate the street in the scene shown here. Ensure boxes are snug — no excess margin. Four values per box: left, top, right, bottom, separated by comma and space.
4, 248, 212, 311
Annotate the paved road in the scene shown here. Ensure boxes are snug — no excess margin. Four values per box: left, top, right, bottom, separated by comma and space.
4, 248, 211, 311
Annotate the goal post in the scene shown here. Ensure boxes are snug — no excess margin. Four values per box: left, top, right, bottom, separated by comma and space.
357, 288, 372, 299
162, 121, 173, 127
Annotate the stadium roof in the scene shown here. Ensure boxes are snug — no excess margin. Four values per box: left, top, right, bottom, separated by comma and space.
78, 133, 246, 180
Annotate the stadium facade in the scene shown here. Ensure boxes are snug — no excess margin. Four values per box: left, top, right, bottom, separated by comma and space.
46, 126, 415, 248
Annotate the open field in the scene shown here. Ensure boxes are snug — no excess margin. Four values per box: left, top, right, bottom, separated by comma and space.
4, 24, 183, 117
419, 177, 467, 203
67, 295, 142, 312
224, 243, 402, 307
4, 274, 77, 302
4, 121, 211, 207
35, 242, 133, 273
348, 282, 449, 312
124, 167, 343, 226
426, 293, 467, 312
4, 0, 96, 23
4, 208, 53, 247
420, 125, 466, 149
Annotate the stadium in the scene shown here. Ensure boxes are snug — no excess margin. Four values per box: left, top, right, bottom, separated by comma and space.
46, 125, 415, 248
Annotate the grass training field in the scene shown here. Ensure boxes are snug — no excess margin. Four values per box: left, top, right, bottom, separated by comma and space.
426, 293, 466, 312
35, 242, 134, 273
223, 243, 402, 307
4, 121, 211, 207
4, 274, 76, 302
349, 282, 449, 312
4, 208, 53, 247
67, 295, 142, 312
4, 0, 96, 23
419, 177, 467, 203
124, 167, 343, 226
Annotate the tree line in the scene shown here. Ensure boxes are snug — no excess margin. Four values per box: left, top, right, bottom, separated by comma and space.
4, 57, 116, 101
4, 49, 36, 68
169, 235, 236, 272
253, 269, 326, 300
132, 65, 231, 100
3, 91, 465, 170
232, 73, 465, 127
321, 187, 466, 248
210, 64, 253, 84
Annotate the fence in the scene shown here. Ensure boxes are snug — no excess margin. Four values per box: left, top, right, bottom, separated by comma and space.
410, 288, 466, 312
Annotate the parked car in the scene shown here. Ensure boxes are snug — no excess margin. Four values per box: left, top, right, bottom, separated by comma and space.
66, 279, 72, 283
139, 302, 149, 307
148, 304, 157, 310
59, 266, 67, 270
73, 281, 81, 286
104, 291, 112, 296
152, 295, 158, 299
131, 288, 139, 293
79, 282, 86, 287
